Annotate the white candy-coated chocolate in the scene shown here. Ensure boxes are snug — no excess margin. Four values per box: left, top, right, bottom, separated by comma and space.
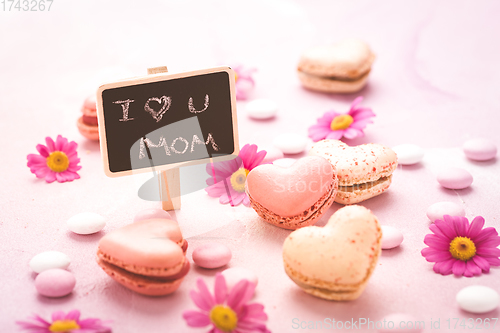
261, 146, 284, 164
392, 144, 424, 165
221, 267, 258, 291
272, 158, 297, 168
273, 133, 308, 154
426, 202, 465, 222
67, 212, 106, 235
456, 285, 499, 314
245, 99, 278, 119
29, 251, 71, 273
381, 226, 403, 249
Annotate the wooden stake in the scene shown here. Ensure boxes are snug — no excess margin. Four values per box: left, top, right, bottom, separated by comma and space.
147, 66, 181, 211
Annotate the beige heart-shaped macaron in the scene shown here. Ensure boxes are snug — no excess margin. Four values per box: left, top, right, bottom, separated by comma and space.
309, 139, 398, 204
283, 205, 382, 301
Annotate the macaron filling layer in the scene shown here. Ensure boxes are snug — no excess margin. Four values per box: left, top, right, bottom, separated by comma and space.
298, 69, 370, 82
338, 175, 391, 193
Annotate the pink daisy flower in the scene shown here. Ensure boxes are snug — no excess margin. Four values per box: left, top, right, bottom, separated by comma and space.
308, 96, 375, 142
205, 144, 266, 206
233, 65, 256, 100
27, 135, 82, 183
16, 309, 111, 333
421, 215, 500, 277
183, 273, 270, 333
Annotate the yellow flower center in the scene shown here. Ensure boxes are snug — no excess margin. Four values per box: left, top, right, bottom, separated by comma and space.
449, 236, 476, 261
49, 320, 80, 332
234, 71, 239, 82
46, 151, 70, 173
230, 168, 249, 193
330, 114, 354, 131
209, 305, 238, 332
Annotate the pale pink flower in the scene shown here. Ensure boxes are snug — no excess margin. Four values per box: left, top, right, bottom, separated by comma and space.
27, 135, 81, 183
233, 65, 256, 100
205, 144, 266, 206
308, 96, 375, 141
183, 273, 270, 333
16, 309, 111, 332
421, 215, 500, 277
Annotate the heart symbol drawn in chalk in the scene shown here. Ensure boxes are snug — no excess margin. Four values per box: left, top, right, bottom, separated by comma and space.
144, 96, 172, 122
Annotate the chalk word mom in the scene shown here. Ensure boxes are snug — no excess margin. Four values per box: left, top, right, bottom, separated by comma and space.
114, 94, 210, 123
138, 133, 219, 160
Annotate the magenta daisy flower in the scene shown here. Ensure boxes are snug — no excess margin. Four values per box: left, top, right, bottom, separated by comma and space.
421, 215, 500, 277
16, 309, 111, 332
233, 65, 256, 100
205, 144, 266, 206
308, 96, 375, 142
183, 273, 270, 333
27, 135, 81, 183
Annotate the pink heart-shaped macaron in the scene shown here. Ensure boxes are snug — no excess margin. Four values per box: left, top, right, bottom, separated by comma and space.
246, 156, 337, 229
97, 218, 189, 296
283, 205, 382, 301
309, 139, 398, 204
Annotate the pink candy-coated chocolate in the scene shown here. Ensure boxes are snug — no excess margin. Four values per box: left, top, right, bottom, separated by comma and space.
35, 269, 76, 298
133, 208, 172, 223
192, 243, 232, 269
463, 138, 497, 161
436, 167, 473, 189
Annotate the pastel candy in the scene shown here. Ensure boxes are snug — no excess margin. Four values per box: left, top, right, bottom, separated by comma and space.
192, 243, 232, 269
426, 202, 465, 222
392, 144, 424, 165
67, 212, 106, 235
273, 133, 308, 154
271, 158, 297, 168
436, 167, 473, 189
246, 99, 278, 119
35, 269, 76, 298
456, 285, 499, 314
29, 251, 71, 273
381, 226, 403, 249
463, 138, 497, 161
378, 313, 423, 332
133, 208, 172, 222
221, 267, 258, 291
261, 146, 284, 164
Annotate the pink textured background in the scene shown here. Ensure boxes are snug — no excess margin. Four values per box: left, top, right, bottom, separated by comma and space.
1, 1, 499, 332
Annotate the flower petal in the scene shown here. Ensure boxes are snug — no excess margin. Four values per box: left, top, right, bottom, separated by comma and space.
474, 227, 498, 243
349, 96, 364, 111
452, 260, 466, 276
476, 237, 500, 248
214, 273, 228, 304
194, 278, 215, 309
343, 127, 363, 139
55, 135, 68, 151
435, 217, 457, 239
45, 171, 57, 183
51, 311, 65, 321
308, 127, 331, 142
182, 310, 211, 327
467, 216, 485, 239
45, 137, 56, 152
326, 130, 344, 140
36, 144, 50, 157
466, 260, 482, 276
423, 234, 450, 250
484, 257, 500, 266
476, 247, 500, 257
454, 216, 469, 237
227, 280, 250, 309
433, 259, 455, 275
472, 255, 491, 272
421, 248, 452, 262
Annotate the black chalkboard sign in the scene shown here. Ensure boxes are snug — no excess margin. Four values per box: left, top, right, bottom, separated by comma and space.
96, 67, 239, 177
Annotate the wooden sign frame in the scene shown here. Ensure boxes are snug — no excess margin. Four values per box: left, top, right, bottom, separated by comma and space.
96, 66, 240, 178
